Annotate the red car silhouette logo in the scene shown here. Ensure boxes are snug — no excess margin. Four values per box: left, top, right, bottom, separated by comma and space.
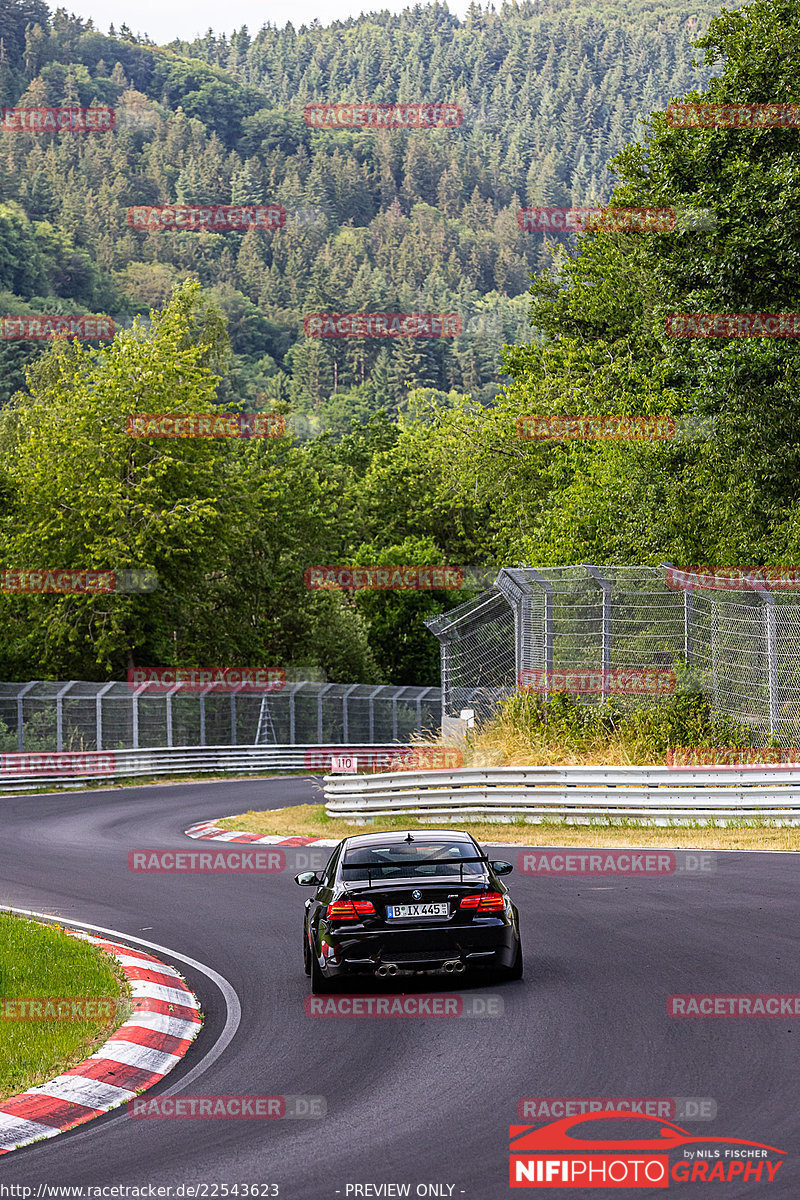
510, 1110, 785, 1155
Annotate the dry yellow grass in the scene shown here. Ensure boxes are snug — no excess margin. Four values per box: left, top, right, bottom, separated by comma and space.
424, 729, 668, 769
217, 805, 800, 851
420, 690, 750, 767
215, 699, 800, 852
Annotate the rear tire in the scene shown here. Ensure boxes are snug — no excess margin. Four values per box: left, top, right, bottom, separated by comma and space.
311, 949, 334, 995
503, 940, 523, 981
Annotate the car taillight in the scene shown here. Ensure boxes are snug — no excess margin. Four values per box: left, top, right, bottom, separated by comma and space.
326, 898, 376, 920
459, 892, 505, 912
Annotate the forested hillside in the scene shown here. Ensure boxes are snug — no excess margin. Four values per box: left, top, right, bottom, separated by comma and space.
0, 0, 718, 427
9, 0, 786, 689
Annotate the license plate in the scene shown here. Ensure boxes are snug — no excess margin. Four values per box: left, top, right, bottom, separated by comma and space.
386, 902, 449, 919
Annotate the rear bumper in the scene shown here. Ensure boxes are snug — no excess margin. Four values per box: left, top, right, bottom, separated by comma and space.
319, 919, 519, 977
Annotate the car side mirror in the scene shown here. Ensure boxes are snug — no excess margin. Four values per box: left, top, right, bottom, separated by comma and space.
492, 860, 513, 875
295, 871, 322, 886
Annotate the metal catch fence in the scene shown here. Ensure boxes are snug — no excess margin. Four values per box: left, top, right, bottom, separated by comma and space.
425, 565, 800, 746
0, 681, 445, 753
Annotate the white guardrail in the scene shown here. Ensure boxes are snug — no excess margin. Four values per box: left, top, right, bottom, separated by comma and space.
0, 744, 382, 794
323, 764, 800, 826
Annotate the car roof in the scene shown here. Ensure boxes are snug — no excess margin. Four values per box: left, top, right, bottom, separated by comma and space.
341, 830, 477, 848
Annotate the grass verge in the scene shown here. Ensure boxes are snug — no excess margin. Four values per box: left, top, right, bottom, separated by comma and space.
0, 914, 132, 1102
216, 805, 800, 851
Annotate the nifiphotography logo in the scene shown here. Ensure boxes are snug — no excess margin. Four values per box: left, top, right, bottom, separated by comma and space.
508, 1111, 785, 1187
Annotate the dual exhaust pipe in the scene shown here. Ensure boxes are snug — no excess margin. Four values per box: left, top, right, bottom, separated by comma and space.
375, 959, 465, 977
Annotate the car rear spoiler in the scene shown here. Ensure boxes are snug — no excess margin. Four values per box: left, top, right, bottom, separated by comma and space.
341, 854, 490, 887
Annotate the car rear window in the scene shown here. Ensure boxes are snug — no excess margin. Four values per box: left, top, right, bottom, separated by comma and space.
341, 841, 486, 878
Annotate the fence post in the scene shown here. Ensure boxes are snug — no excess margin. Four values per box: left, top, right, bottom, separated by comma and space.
440, 634, 454, 722
684, 591, 694, 667
711, 599, 719, 714
660, 561, 692, 668
583, 565, 611, 699
368, 685, 382, 742
288, 683, 301, 744
55, 682, 73, 753
165, 684, 178, 748
199, 686, 210, 746
317, 684, 332, 742
16, 681, 36, 752
525, 568, 553, 700
96, 681, 115, 751
754, 584, 778, 739
415, 686, 433, 735
132, 686, 140, 750
341, 683, 358, 743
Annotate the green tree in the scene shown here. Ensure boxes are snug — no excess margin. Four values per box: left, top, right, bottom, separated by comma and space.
0, 281, 238, 676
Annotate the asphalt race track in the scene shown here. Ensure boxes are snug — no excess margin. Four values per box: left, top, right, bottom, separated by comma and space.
1, 776, 799, 1197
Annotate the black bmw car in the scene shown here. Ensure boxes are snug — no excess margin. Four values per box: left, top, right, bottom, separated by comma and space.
295, 829, 523, 993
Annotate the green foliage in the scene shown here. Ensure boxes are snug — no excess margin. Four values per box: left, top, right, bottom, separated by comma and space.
0, 285, 448, 681
4, 0, 791, 695
495, 689, 754, 755
415, 0, 800, 571
0, 0, 718, 407
348, 536, 468, 684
